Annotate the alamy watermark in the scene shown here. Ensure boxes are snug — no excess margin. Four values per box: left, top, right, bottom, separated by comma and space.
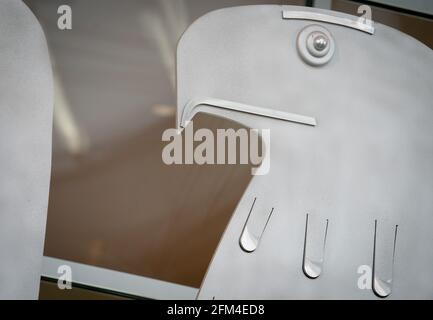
57, 5, 72, 30
357, 265, 372, 290
162, 121, 270, 176
57, 264, 72, 290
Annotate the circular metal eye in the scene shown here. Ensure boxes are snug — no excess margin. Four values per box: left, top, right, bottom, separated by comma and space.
297, 25, 335, 66
306, 31, 330, 58
313, 35, 328, 51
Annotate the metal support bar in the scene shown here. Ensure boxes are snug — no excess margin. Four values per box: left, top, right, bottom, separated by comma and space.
179, 97, 317, 131
283, 10, 375, 34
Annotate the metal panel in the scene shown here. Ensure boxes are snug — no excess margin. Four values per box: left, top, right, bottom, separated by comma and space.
0, 0, 53, 299
176, 5, 433, 299
41, 257, 198, 300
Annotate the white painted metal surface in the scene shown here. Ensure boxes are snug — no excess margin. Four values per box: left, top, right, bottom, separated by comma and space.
0, 0, 53, 300
42, 257, 198, 300
177, 5, 433, 299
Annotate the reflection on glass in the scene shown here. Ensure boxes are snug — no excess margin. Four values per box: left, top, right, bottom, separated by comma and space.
26, 0, 292, 288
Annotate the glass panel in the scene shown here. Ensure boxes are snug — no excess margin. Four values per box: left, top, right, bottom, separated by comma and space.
25, 0, 304, 290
